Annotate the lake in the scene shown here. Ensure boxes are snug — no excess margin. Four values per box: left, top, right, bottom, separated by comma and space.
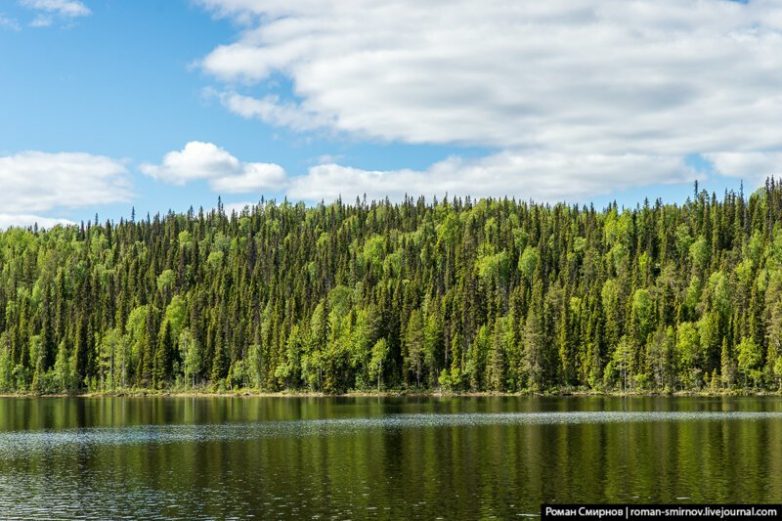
1, 396, 781, 520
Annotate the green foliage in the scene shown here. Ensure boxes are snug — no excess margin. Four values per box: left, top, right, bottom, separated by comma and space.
476, 249, 510, 283
605, 336, 635, 390
180, 330, 201, 388
676, 322, 700, 368
157, 269, 175, 293
523, 302, 545, 390
689, 236, 710, 271
368, 338, 388, 391
246, 343, 263, 389
2, 182, 782, 393
98, 328, 124, 390
405, 309, 425, 387
362, 235, 385, 270
0, 339, 12, 392
518, 246, 539, 282
164, 295, 187, 338
737, 337, 763, 386
631, 289, 654, 343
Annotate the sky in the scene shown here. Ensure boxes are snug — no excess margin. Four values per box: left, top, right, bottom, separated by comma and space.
1, 0, 781, 228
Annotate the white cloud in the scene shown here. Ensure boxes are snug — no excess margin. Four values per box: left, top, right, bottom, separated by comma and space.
0, 151, 130, 213
220, 92, 330, 131
288, 152, 697, 203
141, 141, 242, 184
0, 13, 21, 30
142, 142, 697, 203
706, 152, 782, 181
0, 214, 74, 230
30, 15, 53, 27
196, 0, 782, 199
211, 162, 286, 193
141, 141, 287, 193
222, 201, 256, 215
20, 0, 91, 18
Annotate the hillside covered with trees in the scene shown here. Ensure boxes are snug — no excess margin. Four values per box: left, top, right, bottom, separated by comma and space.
4, 181, 782, 394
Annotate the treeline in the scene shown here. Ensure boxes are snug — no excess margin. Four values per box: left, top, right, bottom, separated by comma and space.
5, 180, 782, 393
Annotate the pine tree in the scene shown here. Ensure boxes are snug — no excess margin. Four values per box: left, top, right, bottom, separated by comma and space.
2, 180, 782, 394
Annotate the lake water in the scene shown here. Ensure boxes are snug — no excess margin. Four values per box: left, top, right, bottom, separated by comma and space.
1, 396, 782, 520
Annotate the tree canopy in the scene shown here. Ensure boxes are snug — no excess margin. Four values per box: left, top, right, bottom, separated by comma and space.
4, 180, 782, 393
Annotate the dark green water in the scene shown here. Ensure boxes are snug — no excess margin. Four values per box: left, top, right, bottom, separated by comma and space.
1, 396, 782, 520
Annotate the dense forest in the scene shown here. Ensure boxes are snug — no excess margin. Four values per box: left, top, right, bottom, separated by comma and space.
4, 180, 782, 394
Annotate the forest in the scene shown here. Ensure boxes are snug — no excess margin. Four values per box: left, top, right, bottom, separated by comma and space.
3, 180, 782, 394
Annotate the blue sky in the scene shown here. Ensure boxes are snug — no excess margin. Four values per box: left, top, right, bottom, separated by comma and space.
1, 0, 779, 227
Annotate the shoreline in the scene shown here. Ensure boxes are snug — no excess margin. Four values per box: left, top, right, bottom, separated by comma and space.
2, 388, 781, 399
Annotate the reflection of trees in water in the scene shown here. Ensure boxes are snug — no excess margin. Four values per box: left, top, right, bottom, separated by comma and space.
2, 397, 782, 519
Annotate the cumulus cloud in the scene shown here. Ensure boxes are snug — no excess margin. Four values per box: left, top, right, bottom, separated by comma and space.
141, 142, 697, 202
196, 0, 782, 199
706, 152, 782, 182
211, 163, 286, 193
288, 153, 697, 203
0, 214, 74, 230
141, 142, 241, 184
141, 141, 287, 193
20, 0, 91, 18
0, 151, 130, 213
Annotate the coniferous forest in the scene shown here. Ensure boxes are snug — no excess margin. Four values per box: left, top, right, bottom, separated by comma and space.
4, 181, 782, 394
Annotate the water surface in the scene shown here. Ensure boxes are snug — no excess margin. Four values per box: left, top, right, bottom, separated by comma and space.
1, 396, 781, 520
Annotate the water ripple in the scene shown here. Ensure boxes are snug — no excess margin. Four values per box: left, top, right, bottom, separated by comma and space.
2, 411, 782, 455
